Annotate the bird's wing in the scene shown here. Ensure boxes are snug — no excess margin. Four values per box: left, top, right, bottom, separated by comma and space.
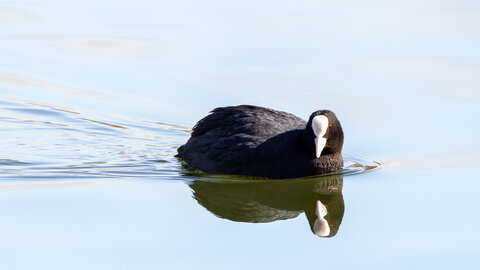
189, 105, 305, 164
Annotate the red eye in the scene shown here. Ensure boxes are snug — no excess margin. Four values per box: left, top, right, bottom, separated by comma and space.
328, 125, 333, 130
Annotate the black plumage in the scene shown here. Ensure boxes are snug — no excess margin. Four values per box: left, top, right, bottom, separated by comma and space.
176, 105, 344, 179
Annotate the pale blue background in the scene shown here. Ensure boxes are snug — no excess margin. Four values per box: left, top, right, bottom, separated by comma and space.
0, 0, 479, 269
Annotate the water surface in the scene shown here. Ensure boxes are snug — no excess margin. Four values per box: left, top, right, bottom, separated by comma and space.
1, 0, 479, 269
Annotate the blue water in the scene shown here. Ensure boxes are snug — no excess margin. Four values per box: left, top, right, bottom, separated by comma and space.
1, 0, 479, 269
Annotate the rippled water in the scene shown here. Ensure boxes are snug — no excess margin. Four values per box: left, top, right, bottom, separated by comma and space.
0, 98, 188, 179
1, 0, 479, 269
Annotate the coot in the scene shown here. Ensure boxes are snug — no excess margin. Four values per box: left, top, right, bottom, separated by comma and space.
176, 105, 344, 179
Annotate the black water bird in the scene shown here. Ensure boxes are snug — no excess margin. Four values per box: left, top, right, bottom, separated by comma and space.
177, 105, 344, 179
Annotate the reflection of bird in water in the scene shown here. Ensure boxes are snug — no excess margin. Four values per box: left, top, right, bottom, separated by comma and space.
187, 175, 345, 237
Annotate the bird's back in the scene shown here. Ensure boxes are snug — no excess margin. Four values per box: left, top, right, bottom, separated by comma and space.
177, 105, 306, 175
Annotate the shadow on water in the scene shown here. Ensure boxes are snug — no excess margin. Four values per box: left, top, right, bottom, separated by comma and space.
181, 158, 380, 237
188, 175, 345, 237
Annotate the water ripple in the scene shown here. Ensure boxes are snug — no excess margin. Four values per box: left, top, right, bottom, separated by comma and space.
0, 98, 188, 179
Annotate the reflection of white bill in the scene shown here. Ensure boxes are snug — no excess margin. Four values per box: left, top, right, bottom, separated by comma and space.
314, 200, 330, 237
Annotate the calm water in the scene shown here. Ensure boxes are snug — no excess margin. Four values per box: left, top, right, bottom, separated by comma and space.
1, 0, 479, 269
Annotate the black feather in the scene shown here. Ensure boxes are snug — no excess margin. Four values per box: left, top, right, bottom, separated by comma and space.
177, 105, 344, 178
